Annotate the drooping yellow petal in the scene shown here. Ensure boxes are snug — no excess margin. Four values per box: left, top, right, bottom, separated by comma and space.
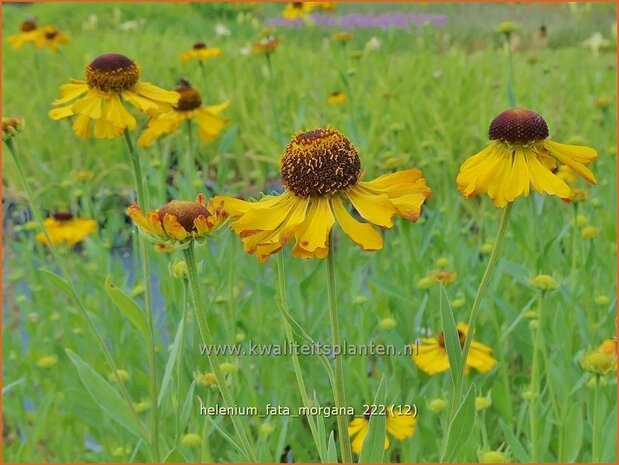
133, 82, 180, 105
72, 91, 103, 119
230, 194, 297, 237
162, 213, 189, 240
48, 104, 75, 120
331, 195, 383, 251
485, 151, 513, 208
543, 140, 597, 184
72, 114, 91, 139
107, 93, 137, 130
503, 148, 530, 201
466, 341, 498, 373
292, 197, 335, 258
413, 340, 450, 375
53, 81, 89, 105
194, 107, 228, 143
386, 412, 416, 440
137, 111, 183, 147
345, 185, 396, 228
122, 89, 162, 114
527, 153, 572, 200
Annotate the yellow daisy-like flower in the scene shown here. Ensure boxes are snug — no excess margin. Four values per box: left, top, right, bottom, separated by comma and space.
413, 322, 497, 375
7, 19, 40, 49
34, 26, 69, 53
282, 2, 316, 20
210, 128, 431, 263
180, 42, 222, 62
137, 79, 230, 147
430, 270, 457, 285
48, 53, 180, 139
332, 31, 353, 43
35, 212, 97, 246
327, 91, 347, 105
252, 36, 281, 55
348, 408, 416, 455
457, 108, 597, 207
128, 194, 222, 251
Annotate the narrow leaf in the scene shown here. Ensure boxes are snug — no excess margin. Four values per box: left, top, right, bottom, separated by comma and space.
358, 376, 387, 463
39, 269, 74, 298
442, 385, 477, 462
104, 275, 149, 341
439, 285, 463, 388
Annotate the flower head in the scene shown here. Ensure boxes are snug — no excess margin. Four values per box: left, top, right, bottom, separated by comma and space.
35, 212, 97, 246
332, 31, 353, 43
211, 128, 431, 262
137, 79, 230, 147
348, 407, 416, 455
282, 2, 316, 21
180, 42, 222, 62
34, 26, 69, 53
49, 53, 179, 139
252, 36, 281, 54
580, 347, 616, 374
128, 194, 222, 251
7, 18, 40, 49
2, 117, 24, 141
530, 274, 559, 290
413, 322, 497, 375
327, 91, 347, 105
496, 21, 519, 35
457, 108, 597, 207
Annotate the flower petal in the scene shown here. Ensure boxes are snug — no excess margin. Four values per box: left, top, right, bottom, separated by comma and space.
162, 213, 188, 240
345, 185, 396, 228
331, 195, 383, 251
543, 140, 597, 184
292, 197, 335, 258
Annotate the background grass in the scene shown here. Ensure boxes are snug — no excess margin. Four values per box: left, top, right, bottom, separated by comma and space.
2, 2, 617, 462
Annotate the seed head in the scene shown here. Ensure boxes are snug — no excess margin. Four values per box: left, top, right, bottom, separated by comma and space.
489, 108, 549, 145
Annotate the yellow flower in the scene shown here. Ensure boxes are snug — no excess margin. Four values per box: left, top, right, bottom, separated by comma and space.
35, 212, 97, 246
252, 36, 281, 54
36, 355, 58, 368
327, 91, 347, 105
2, 116, 24, 141
180, 42, 222, 62
128, 193, 222, 251
530, 274, 559, 290
332, 31, 353, 43
196, 372, 217, 386
49, 53, 179, 139
457, 108, 597, 207
282, 2, 316, 20
138, 79, 229, 147
348, 407, 416, 455
210, 128, 431, 262
34, 26, 69, 53
580, 348, 616, 374
71, 170, 95, 181
413, 322, 497, 375
7, 19, 40, 49
594, 96, 612, 110
556, 165, 577, 186
581, 226, 599, 239
598, 339, 616, 357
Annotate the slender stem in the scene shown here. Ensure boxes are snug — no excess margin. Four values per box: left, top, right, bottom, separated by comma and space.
592, 374, 601, 463
124, 129, 160, 461
529, 291, 544, 462
265, 53, 284, 146
325, 236, 353, 463
506, 34, 516, 107
175, 280, 190, 444
183, 242, 257, 462
184, 119, 195, 198
450, 203, 513, 421
275, 254, 324, 461
570, 203, 579, 290
4, 138, 149, 441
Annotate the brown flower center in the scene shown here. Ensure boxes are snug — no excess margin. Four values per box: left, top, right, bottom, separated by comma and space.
280, 128, 361, 198
45, 29, 59, 40
21, 20, 37, 32
158, 200, 211, 232
192, 42, 207, 50
437, 330, 466, 349
53, 211, 74, 221
174, 83, 202, 111
488, 108, 549, 145
85, 53, 140, 92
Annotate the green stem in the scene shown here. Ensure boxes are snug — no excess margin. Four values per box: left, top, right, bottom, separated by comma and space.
124, 129, 160, 461
175, 280, 190, 444
570, 203, 579, 290
325, 236, 353, 463
275, 254, 324, 461
529, 291, 544, 462
183, 242, 257, 462
506, 34, 516, 107
265, 53, 284, 146
4, 138, 149, 441
184, 119, 195, 198
592, 374, 601, 462
450, 203, 513, 421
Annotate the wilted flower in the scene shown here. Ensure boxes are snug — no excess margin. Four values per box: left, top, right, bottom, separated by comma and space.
128, 193, 222, 251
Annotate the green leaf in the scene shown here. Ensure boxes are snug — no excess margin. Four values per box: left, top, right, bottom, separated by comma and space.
65, 349, 147, 442
442, 385, 477, 462
39, 269, 74, 298
358, 376, 386, 463
104, 275, 149, 341
499, 419, 530, 463
326, 431, 338, 463
163, 448, 186, 463
562, 404, 583, 462
438, 285, 463, 388
158, 316, 185, 407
